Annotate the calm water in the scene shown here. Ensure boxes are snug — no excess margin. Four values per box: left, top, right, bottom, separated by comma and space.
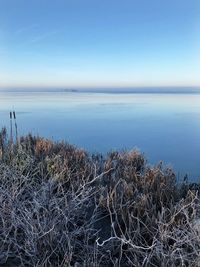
0, 90, 200, 181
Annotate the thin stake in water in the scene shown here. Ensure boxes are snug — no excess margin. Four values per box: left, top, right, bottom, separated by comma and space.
13, 111, 18, 145
10, 111, 13, 144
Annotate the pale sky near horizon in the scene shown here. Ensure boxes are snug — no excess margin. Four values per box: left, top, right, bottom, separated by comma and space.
0, 0, 200, 89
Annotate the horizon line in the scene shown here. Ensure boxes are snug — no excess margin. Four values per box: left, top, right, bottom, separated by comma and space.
0, 85, 200, 90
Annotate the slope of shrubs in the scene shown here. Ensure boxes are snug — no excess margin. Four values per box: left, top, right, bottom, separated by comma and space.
0, 128, 200, 267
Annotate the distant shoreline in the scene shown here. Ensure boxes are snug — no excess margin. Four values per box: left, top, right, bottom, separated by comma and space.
1, 87, 200, 94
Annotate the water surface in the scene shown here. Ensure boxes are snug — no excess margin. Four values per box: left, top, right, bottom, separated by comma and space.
0, 91, 200, 181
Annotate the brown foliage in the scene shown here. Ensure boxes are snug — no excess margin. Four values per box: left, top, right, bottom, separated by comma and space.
0, 129, 199, 266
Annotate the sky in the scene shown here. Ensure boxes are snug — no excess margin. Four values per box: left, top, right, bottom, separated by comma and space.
0, 0, 200, 89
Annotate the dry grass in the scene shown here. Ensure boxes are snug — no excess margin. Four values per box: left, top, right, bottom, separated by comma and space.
0, 128, 199, 266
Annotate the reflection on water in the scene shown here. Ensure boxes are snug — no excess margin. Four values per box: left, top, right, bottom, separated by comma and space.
0, 91, 200, 181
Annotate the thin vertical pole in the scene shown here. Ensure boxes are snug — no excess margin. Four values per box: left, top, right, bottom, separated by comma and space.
13, 111, 18, 145
10, 111, 13, 144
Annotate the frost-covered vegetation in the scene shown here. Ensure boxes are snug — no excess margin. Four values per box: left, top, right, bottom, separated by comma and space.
0, 127, 200, 267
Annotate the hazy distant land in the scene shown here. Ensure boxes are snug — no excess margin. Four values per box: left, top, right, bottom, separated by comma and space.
1, 87, 200, 94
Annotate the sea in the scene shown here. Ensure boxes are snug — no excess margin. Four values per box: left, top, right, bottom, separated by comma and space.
0, 88, 200, 181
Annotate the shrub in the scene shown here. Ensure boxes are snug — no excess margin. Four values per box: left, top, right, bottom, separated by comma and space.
0, 129, 199, 266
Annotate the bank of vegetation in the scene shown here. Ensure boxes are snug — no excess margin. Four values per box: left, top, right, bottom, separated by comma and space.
0, 126, 199, 266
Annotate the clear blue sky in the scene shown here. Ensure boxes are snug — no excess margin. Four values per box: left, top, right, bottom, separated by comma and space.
0, 0, 199, 88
